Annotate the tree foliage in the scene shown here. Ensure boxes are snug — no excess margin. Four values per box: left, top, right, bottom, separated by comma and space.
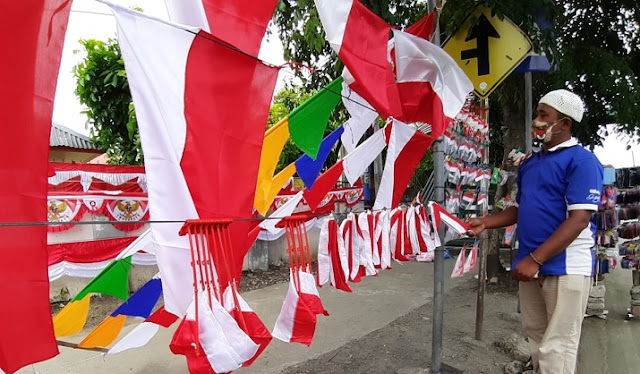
74, 38, 142, 165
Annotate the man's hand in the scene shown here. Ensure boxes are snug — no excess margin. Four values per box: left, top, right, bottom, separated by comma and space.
512, 255, 540, 282
466, 217, 486, 237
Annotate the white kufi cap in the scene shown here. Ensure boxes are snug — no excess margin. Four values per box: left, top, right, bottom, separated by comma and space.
538, 89, 584, 123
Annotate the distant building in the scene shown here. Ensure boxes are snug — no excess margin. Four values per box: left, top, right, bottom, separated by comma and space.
49, 122, 103, 163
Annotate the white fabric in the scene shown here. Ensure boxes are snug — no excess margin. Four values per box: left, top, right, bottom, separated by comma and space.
116, 228, 152, 260
406, 206, 420, 255
417, 207, 437, 252
342, 127, 387, 185
538, 89, 584, 122
316, 218, 332, 287
198, 292, 259, 373
337, 219, 351, 283
373, 119, 416, 209
272, 280, 300, 342
379, 211, 391, 269
107, 322, 159, 355
392, 30, 473, 119
222, 287, 252, 312
108, 3, 201, 316
298, 270, 321, 297
389, 208, 402, 260
371, 212, 381, 266
259, 191, 304, 234
314, 0, 353, 52
357, 212, 376, 276
463, 241, 478, 274
341, 82, 378, 153
451, 247, 465, 278
48, 253, 157, 281
346, 213, 361, 280
164, 0, 211, 33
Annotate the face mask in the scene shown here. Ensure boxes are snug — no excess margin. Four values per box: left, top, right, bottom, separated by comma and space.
531, 118, 566, 143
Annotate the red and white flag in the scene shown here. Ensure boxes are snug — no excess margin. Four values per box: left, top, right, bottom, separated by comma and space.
108, 307, 179, 355
463, 240, 478, 274
171, 292, 259, 373
222, 288, 272, 366
164, 0, 277, 56
428, 202, 471, 237
341, 84, 379, 153
392, 29, 473, 138
107, 3, 279, 316
298, 270, 329, 317
272, 280, 317, 346
374, 119, 434, 209
317, 218, 333, 287
451, 246, 466, 278
357, 212, 377, 276
390, 208, 409, 261
0, 2, 72, 372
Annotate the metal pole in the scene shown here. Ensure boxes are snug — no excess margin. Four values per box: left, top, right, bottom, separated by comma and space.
428, 1, 445, 372
524, 72, 533, 153
474, 98, 490, 341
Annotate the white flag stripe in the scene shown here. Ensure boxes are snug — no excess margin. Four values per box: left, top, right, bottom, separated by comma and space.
107, 322, 159, 355
259, 191, 304, 234
342, 128, 387, 186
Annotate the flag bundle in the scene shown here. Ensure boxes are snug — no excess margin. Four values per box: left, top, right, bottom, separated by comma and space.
273, 216, 328, 346
170, 220, 271, 373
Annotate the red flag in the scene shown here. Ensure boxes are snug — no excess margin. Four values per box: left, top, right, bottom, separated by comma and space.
0, 1, 71, 372
165, 0, 278, 56
405, 10, 436, 40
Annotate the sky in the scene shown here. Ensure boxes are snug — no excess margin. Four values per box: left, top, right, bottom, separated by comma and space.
52, 0, 639, 169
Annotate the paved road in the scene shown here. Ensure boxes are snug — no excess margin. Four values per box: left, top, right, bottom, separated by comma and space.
578, 265, 640, 374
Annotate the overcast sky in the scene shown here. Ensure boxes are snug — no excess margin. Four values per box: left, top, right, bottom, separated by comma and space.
52, 0, 638, 168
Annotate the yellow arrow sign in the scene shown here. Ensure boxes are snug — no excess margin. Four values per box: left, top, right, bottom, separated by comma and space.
443, 5, 533, 98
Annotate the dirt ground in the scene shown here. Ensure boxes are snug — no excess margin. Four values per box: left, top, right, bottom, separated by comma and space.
280, 277, 523, 374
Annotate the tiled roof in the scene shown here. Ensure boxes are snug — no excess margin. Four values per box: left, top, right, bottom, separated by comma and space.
50, 122, 98, 150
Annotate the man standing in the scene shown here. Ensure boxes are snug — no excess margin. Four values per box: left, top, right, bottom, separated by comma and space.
467, 89, 603, 374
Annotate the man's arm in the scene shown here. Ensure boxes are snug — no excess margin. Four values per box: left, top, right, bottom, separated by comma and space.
513, 209, 592, 281
467, 206, 518, 236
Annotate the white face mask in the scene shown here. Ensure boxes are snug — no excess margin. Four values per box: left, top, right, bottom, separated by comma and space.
531, 118, 566, 143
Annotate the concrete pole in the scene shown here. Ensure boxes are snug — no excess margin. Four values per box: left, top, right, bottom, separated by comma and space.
525, 72, 533, 153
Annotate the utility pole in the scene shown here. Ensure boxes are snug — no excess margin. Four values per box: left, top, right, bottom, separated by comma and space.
524, 71, 533, 153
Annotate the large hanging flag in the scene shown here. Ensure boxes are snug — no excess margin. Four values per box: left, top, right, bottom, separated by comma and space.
374, 119, 434, 209
254, 78, 343, 215
53, 256, 132, 337
315, 0, 401, 121
295, 126, 344, 189
105, 2, 279, 316
78, 276, 162, 348
391, 29, 473, 138
0, 1, 72, 372
164, 0, 277, 56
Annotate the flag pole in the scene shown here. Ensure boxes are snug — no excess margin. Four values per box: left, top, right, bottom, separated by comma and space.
429, 0, 446, 373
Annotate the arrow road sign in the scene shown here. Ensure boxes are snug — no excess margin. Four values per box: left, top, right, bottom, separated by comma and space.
460, 14, 500, 76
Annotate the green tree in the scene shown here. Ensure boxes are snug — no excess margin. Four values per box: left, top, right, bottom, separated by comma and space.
74, 38, 142, 165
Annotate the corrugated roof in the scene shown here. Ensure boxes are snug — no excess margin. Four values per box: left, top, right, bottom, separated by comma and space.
50, 122, 98, 150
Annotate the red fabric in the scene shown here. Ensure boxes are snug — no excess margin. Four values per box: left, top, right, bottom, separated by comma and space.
229, 309, 272, 367
396, 81, 451, 140
326, 220, 352, 293
289, 298, 317, 347
0, 2, 71, 372
392, 131, 434, 207
341, 1, 402, 121
391, 210, 409, 261
202, 0, 277, 56
146, 306, 179, 327
303, 161, 344, 211
182, 31, 279, 288
50, 162, 145, 174
414, 208, 429, 252
47, 237, 138, 266
405, 10, 436, 40
170, 319, 217, 374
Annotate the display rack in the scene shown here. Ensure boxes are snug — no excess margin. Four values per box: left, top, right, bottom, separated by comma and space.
615, 188, 640, 320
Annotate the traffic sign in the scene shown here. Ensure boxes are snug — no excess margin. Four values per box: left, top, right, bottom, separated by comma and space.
442, 6, 533, 98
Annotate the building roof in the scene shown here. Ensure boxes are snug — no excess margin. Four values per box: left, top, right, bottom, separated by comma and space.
50, 122, 98, 150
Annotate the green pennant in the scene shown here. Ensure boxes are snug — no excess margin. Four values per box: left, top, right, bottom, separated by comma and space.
72, 256, 132, 302
288, 77, 343, 159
